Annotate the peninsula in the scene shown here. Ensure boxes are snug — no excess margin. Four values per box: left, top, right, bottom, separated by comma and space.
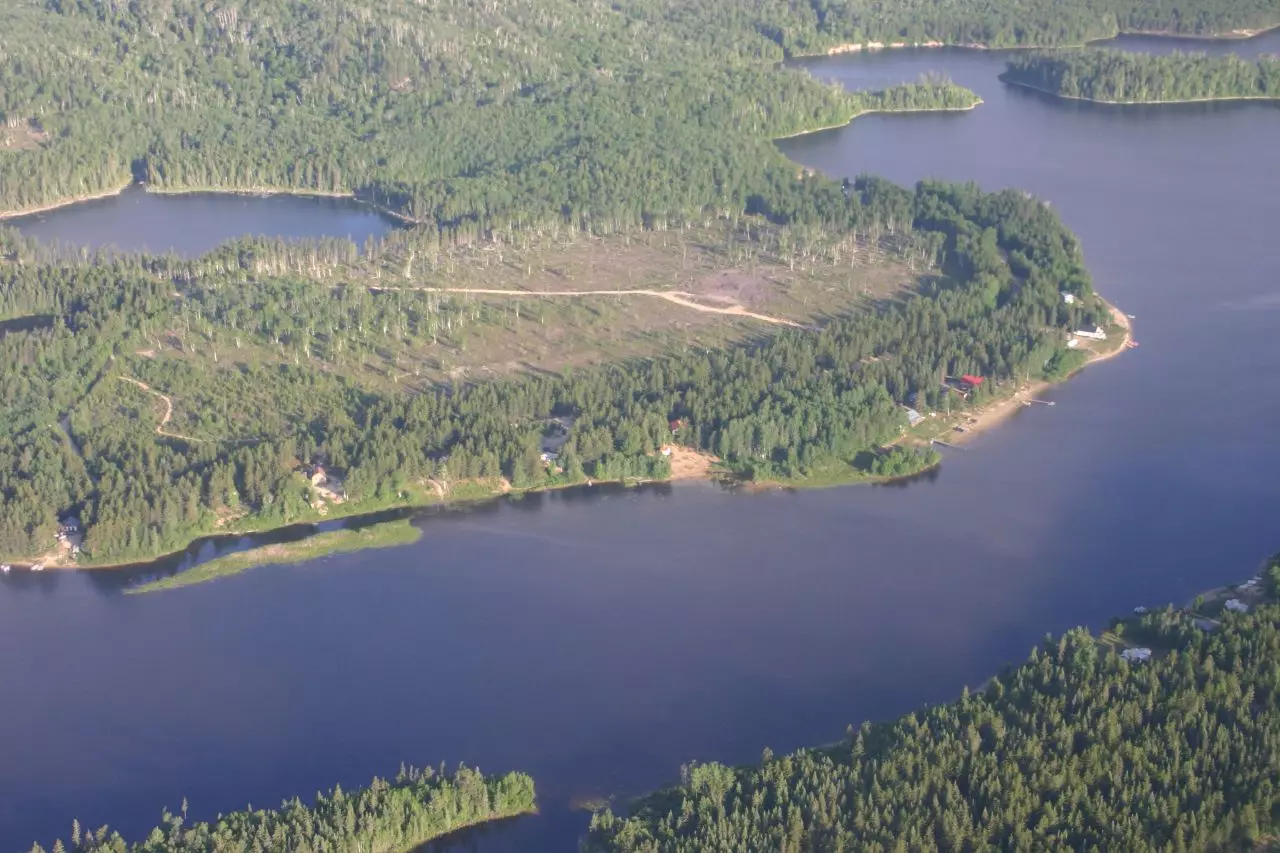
1001, 50, 1280, 104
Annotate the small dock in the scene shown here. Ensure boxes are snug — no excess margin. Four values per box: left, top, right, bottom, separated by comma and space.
930, 438, 961, 449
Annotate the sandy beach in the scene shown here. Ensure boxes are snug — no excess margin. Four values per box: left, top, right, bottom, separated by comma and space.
942, 299, 1132, 445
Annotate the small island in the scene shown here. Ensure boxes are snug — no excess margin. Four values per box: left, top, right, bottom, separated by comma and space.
27, 764, 536, 853
1001, 50, 1280, 104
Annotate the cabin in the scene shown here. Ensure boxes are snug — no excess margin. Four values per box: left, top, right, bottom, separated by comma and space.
540, 451, 559, 464
1121, 647, 1152, 663
310, 465, 328, 487
1224, 598, 1249, 614
1061, 292, 1076, 305
959, 374, 984, 393
58, 516, 81, 535
904, 408, 925, 427
1075, 325, 1107, 341
1133, 605, 1148, 615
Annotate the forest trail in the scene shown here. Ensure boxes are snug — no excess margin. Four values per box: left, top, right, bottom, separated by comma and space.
118, 376, 205, 443
367, 286, 805, 328
55, 416, 86, 464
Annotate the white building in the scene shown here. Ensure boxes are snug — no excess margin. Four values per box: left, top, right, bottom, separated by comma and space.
1121, 647, 1152, 663
1075, 325, 1107, 341
1133, 606, 1148, 615
1224, 599, 1249, 614
1061, 292, 1076, 305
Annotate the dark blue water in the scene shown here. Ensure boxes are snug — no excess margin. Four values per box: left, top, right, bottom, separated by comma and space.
2, 30, 1279, 853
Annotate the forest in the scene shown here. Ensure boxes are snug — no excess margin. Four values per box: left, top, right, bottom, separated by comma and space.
587, 556, 1280, 852
0, 177, 1110, 564
0, 0, 1276, 222
25, 764, 535, 853
1002, 50, 1280, 102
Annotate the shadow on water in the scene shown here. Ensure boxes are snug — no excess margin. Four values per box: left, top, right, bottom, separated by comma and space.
411, 814, 537, 853
73, 480, 684, 595
11, 471, 952, 597
79, 506, 418, 594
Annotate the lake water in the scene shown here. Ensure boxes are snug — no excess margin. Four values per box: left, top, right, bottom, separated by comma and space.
4, 32, 1280, 853
5, 188, 395, 257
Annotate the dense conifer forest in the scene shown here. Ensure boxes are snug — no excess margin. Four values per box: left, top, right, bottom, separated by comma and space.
1002, 51, 1280, 102
25, 765, 535, 853
587, 556, 1280, 853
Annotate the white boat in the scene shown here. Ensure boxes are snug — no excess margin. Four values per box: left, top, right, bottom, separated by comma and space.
0, 565, 9, 573
31, 563, 44, 572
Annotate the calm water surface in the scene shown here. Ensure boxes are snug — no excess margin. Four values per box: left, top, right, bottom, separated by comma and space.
3, 32, 1280, 853
7, 188, 394, 257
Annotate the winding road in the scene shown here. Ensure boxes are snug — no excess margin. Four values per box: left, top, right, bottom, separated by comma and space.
118, 376, 205, 443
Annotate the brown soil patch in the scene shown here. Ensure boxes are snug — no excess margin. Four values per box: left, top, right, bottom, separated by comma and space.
668, 445, 719, 480
0, 122, 49, 151
688, 268, 770, 306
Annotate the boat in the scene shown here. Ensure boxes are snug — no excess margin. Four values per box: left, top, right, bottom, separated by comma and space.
0, 565, 9, 573
31, 563, 44, 572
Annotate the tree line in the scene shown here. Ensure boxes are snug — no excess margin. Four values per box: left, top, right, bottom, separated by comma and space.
1002, 50, 1280, 102
26, 764, 535, 853
587, 557, 1280, 852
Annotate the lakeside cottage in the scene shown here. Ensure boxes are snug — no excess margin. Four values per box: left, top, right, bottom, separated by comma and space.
904, 408, 925, 427
1075, 325, 1107, 341
1121, 647, 1152, 663
1225, 598, 1249, 614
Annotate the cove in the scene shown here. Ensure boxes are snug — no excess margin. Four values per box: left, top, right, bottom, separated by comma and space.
2, 186, 397, 258
1, 32, 1279, 853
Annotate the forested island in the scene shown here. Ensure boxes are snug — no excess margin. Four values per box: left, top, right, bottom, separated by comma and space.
1002, 50, 1280, 103
587, 554, 1280, 852
26, 765, 535, 853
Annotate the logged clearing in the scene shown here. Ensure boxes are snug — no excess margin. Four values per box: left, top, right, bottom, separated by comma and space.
111, 224, 923, 440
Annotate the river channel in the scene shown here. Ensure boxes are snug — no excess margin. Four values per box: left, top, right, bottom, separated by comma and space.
2, 32, 1279, 853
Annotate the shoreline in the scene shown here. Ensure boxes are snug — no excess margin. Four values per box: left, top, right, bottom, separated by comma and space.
772, 99, 982, 141
936, 299, 1132, 446
0, 182, 133, 221
0, 309, 1131, 574
145, 184, 426, 225
999, 76, 1280, 106
0, 182, 424, 227
790, 21, 1280, 59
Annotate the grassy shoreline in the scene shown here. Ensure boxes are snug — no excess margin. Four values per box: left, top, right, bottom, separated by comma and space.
126, 518, 424, 593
